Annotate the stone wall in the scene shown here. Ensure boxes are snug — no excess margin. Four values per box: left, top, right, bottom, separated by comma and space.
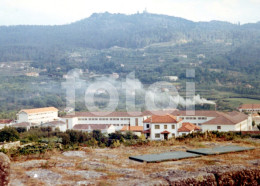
0, 153, 10, 186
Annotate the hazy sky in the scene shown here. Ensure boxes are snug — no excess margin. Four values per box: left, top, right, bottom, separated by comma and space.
1, 0, 260, 26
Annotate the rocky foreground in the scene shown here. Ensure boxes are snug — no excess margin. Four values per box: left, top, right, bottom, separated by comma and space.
1, 141, 260, 185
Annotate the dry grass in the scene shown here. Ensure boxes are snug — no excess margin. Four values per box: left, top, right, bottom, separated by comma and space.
10, 139, 260, 185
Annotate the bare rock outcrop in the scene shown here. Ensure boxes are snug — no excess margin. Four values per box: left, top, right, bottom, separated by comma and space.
151, 169, 216, 186
0, 153, 10, 186
200, 165, 260, 186
151, 165, 260, 186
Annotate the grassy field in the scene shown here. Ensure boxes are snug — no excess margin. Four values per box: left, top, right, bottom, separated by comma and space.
223, 98, 260, 108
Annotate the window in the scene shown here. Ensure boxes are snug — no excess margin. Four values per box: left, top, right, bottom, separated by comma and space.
135, 118, 139, 126
217, 126, 221, 129
171, 125, 175, 129
172, 133, 175, 138
155, 133, 160, 138
155, 125, 160, 129
146, 124, 150, 128
164, 125, 167, 129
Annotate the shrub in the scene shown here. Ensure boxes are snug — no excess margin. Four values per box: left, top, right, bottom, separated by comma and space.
0, 127, 19, 142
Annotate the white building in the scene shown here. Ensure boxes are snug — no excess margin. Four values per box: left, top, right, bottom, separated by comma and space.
172, 110, 252, 132
12, 122, 39, 131
143, 114, 183, 140
16, 107, 59, 124
200, 111, 252, 132
121, 126, 144, 136
238, 104, 260, 113
0, 119, 15, 129
73, 124, 115, 134
178, 122, 201, 136
173, 110, 220, 127
41, 121, 67, 132
61, 112, 144, 131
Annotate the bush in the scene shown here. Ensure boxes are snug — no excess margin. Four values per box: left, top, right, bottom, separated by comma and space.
0, 127, 19, 142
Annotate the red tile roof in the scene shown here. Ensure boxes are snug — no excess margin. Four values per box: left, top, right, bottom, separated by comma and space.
202, 111, 248, 125
121, 126, 143, 132
239, 104, 260, 109
178, 122, 201, 132
173, 110, 220, 117
143, 114, 180, 123
160, 130, 170, 134
42, 121, 65, 125
19, 107, 58, 114
0, 119, 13, 124
143, 129, 151, 134
73, 124, 112, 130
12, 122, 37, 127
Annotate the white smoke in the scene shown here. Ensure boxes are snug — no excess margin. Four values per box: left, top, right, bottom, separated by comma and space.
63, 70, 215, 111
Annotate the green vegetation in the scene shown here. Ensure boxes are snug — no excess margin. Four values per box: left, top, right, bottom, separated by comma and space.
0, 127, 19, 142
0, 13, 259, 113
1, 126, 259, 158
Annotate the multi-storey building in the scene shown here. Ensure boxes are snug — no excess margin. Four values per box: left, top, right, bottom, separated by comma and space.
16, 107, 59, 124
61, 112, 144, 130
143, 114, 183, 140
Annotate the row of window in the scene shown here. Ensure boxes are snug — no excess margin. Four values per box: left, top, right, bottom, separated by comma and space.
113, 124, 130, 126
154, 125, 175, 130
28, 112, 56, 116
78, 118, 131, 121
155, 133, 175, 138
181, 117, 207, 120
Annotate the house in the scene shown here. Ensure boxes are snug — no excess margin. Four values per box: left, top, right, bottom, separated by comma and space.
200, 111, 252, 132
0, 119, 14, 129
72, 124, 115, 134
121, 126, 144, 136
172, 110, 221, 127
61, 112, 144, 131
41, 121, 67, 132
238, 104, 260, 113
143, 114, 183, 140
17, 107, 59, 124
178, 122, 201, 136
26, 72, 39, 77
12, 122, 39, 131
170, 110, 252, 132
252, 113, 260, 125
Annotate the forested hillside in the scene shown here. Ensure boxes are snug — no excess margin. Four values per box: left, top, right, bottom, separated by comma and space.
0, 12, 260, 113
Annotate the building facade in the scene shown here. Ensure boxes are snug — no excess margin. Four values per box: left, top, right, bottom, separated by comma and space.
16, 107, 59, 124
238, 104, 260, 113
143, 114, 182, 140
61, 112, 144, 131
73, 124, 116, 134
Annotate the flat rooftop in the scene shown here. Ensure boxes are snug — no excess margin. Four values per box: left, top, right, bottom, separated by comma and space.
186, 145, 255, 155
129, 151, 201, 163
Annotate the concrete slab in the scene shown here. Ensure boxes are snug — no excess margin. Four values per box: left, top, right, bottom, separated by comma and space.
129, 151, 201, 163
187, 145, 254, 156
